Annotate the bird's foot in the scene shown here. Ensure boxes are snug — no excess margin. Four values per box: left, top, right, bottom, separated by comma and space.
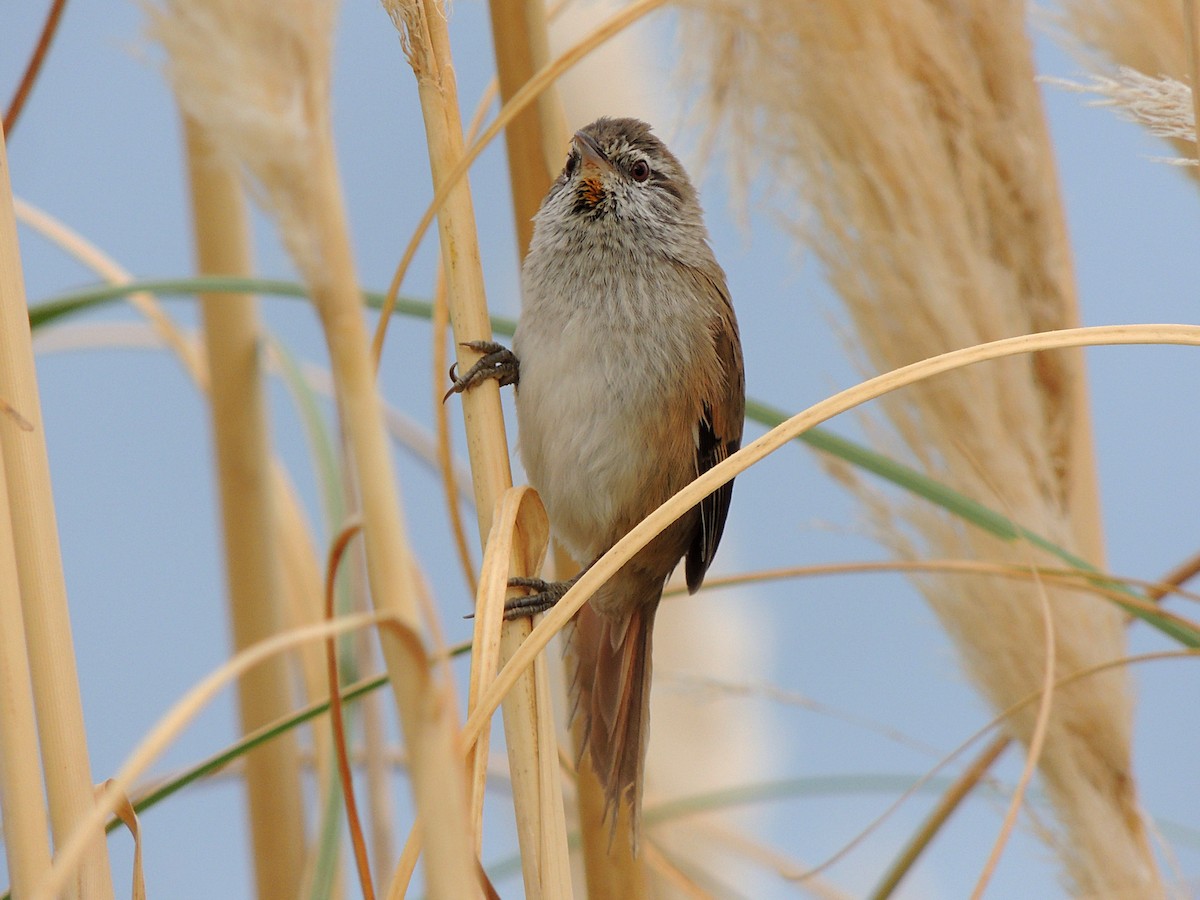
444, 341, 519, 401
505, 575, 578, 619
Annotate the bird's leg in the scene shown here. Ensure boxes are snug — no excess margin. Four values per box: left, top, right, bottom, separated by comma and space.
505, 573, 582, 619
443, 340, 520, 401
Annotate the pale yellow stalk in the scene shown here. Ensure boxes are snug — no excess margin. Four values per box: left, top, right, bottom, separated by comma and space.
484, 487, 572, 898
430, 265, 479, 597
575, 748, 648, 898
148, 1, 476, 893
384, 0, 574, 891
341, 435, 395, 891
0, 442, 53, 897
185, 118, 308, 898
430, 83, 494, 600
0, 114, 114, 900
358, 641, 396, 889
304, 131, 477, 900
383, 0, 514, 536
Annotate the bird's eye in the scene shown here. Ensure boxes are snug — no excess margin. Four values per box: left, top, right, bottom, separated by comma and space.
630, 159, 651, 183
563, 152, 579, 178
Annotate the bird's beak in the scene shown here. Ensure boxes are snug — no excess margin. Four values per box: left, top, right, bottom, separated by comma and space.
573, 130, 614, 176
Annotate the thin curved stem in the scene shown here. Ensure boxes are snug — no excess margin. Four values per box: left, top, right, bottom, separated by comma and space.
3, 0, 68, 135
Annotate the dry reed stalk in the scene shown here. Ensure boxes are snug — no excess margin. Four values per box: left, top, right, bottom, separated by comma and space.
324, 521, 375, 898
384, 0, 576, 891
430, 81, 493, 599
574, 743, 649, 897
0, 445, 53, 896
430, 265, 479, 597
682, 1, 1158, 893
329, 467, 396, 891
148, 2, 477, 894
0, 118, 115, 900
358, 635, 396, 889
472, 486, 572, 898
184, 117, 308, 899
382, 0, 514, 535
107, 786, 147, 900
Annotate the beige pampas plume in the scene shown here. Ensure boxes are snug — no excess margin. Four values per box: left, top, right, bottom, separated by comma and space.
1047, 68, 1198, 163
1056, 0, 1200, 169
682, 1, 1162, 895
146, 0, 336, 283
1057, 0, 1187, 77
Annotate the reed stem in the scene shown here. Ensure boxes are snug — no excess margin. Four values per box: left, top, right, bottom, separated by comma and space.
303, 131, 479, 894
185, 117, 308, 899
0, 440, 53, 899
0, 109, 114, 900
386, 0, 576, 890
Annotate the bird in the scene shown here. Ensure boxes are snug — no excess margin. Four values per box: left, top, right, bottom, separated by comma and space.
449, 116, 744, 848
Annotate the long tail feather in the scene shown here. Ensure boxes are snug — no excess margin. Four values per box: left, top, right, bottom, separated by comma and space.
570, 600, 658, 852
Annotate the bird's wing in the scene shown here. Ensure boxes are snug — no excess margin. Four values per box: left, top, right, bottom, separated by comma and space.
685, 270, 745, 593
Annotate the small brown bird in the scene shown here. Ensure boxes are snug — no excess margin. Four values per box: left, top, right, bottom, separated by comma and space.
451, 117, 744, 847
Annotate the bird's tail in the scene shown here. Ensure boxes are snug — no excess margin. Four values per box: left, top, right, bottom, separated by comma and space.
569, 597, 659, 852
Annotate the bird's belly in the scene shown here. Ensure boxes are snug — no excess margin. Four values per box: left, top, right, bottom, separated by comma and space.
516, 340, 695, 563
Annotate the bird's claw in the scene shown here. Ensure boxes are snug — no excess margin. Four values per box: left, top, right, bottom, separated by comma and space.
443, 341, 519, 402
504, 576, 573, 619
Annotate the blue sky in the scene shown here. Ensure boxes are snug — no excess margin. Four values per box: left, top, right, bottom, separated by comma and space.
5, 1, 1200, 897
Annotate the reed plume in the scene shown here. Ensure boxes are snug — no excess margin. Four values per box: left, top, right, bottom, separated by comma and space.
683, 1, 1161, 894
1049, 67, 1196, 159
1057, 0, 1200, 167
1052, 0, 1200, 196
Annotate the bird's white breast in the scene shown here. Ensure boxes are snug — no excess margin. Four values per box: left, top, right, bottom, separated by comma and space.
514, 245, 705, 563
